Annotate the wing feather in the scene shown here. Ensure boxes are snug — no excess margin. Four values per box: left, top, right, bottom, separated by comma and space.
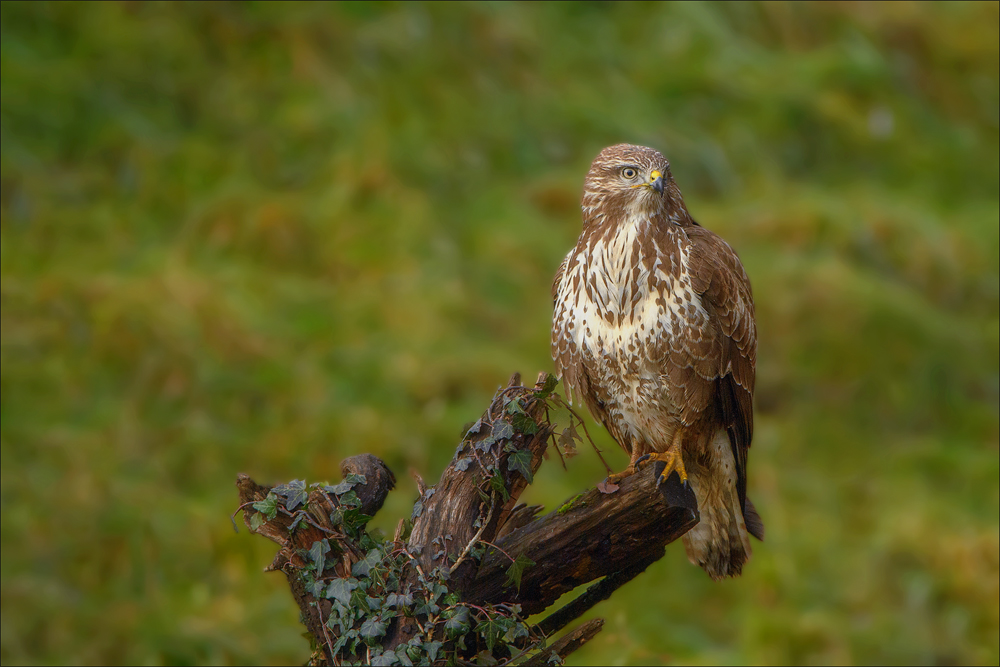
686, 224, 757, 517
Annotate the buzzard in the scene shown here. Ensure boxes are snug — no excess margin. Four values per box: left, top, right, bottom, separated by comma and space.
551, 143, 764, 579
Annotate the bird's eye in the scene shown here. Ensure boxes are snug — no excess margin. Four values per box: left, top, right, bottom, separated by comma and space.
621, 167, 637, 179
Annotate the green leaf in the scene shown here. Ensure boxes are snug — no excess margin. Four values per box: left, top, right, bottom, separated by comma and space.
414, 601, 440, 616
325, 480, 354, 495
338, 489, 362, 509
371, 649, 397, 666
475, 616, 512, 651
386, 592, 414, 608
352, 548, 383, 578
424, 641, 443, 663
249, 512, 265, 531
505, 553, 535, 591
505, 397, 526, 415
325, 577, 358, 605
475, 433, 497, 452
443, 605, 471, 638
252, 495, 278, 520
475, 649, 499, 666
455, 457, 472, 472
276, 479, 309, 511
507, 448, 534, 483
504, 620, 530, 643
533, 374, 559, 399
309, 539, 331, 575
395, 644, 414, 666
464, 419, 484, 439
492, 421, 514, 442
510, 411, 539, 435
360, 617, 388, 640
489, 474, 510, 501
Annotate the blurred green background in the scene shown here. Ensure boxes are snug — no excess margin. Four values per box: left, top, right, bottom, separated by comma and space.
2, 2, 997, 664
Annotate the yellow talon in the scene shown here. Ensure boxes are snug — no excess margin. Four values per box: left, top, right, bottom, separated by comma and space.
638, 442, 688, 488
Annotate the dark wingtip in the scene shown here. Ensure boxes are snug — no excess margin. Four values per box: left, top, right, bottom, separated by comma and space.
744, 496, 765, 541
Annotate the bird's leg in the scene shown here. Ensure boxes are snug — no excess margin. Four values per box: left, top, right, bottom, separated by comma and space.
604, 443, 646, 485
637, 431, 688, 489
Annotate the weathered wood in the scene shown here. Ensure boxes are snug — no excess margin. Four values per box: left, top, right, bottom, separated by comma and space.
466, 464, 698, 615
236, 372, 700, 665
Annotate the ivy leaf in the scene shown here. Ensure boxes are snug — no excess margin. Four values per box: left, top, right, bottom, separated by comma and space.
414, 601, 440, 616
325, 578, 359, 605
431, 582, 449, 602
395, 645, 414, 666
505, 397, 526, 415
476, 616, 513, 651
475, 433, 497, 452
309, 539, 331, 576
504, 620, 530, 643
352, 548, 383, 578
249, 512, 265, 531
464, 419, 484, 439
331, 632, 351, 657
492, 421, 515, 442
424, 641, 443, 663
509, 411, 539, 435
288, 513, 306, 533
360, 617, 388, 640
371, 649, 397, 666
325, 480, 354, 495
475, 649, 500, 666
338, 489, 362, 509
455, 457, 472, 472
505, 553, 535, 591
345, 472, 367, 486
489, 474, 510, 501
307, 575, 326, 598
533, 374, 558, 399
508, 448, 534, 483
443, 605, 471, 638
275, 480, 309, 511
385, 592, 413, 609
252, 495, 278, 520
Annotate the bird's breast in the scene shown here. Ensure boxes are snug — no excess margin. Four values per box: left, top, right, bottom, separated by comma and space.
555, 218, 706, 366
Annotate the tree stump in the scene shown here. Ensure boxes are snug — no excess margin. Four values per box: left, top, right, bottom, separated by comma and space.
235, 372, 699, 665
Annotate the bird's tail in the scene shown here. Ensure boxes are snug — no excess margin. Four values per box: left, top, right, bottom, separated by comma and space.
681, 476, 753, 581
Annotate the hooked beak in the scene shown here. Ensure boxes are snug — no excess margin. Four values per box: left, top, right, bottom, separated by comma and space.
649, 170, 664, 195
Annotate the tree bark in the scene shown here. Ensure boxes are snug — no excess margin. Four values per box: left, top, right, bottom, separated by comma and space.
236, 372, 698, 665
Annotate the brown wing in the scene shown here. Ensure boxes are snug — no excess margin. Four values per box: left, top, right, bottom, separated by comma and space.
686, 224, 757, 520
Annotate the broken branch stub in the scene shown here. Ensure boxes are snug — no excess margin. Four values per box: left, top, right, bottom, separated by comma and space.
236, 372, 698, 665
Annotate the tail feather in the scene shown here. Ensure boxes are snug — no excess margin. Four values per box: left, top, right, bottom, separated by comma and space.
744, 496, 765, 541
682, 479, 752, 580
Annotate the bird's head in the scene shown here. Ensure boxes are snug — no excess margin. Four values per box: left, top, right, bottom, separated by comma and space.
581, 143, 686, 225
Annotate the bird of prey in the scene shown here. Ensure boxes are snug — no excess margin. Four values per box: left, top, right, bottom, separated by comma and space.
551, 143, 764, 579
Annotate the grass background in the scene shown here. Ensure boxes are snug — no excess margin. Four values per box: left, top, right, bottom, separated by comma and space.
1, 2, 997, 664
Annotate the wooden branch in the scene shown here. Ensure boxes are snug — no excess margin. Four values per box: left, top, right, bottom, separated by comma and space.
466, 463, 698, 616
235, 372, 700, 665
522, 618, 605, 666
